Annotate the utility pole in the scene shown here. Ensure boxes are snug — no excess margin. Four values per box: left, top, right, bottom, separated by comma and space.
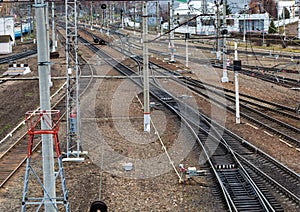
45, 3, 52, 87
298, 5, 300, 39
156, 1, 160, 35
121, 2, 125, 29
169, 0, 175, 62
185, 21, 189, 68
243, 1, 246, 42
106, 2, 110, 35
215, 0, 221, 60
134, 3, 136, 35
51, 2, 56, 52
202, 0, 207, 14
35, 0, 56, 209
283, 6, 286, 40
143, 2, 150, 132
221, 0, 229, 83
90, 1, 93, 30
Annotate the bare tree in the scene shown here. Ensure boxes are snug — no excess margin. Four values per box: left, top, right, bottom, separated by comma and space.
249, 0, 277, 18
261, 0, 278, 18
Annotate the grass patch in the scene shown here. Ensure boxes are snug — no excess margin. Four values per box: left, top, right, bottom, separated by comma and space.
25, 92, 34, 97
0, 124, 11, 135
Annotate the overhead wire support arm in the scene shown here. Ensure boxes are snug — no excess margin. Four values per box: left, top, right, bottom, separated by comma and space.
147, 14, 202, 43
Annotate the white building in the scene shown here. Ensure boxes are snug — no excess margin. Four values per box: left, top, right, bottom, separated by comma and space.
173, 1, 217, 35
0, 17, 15, 44
0, 35, 13, 54
277, 0, 296, 18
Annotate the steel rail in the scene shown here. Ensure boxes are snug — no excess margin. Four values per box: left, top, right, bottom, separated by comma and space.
78, 32, 285, 211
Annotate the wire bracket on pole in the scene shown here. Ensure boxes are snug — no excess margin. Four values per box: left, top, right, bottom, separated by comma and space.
38, 61, 52, 66
32, 3, 47, 8
21, 110, 70, 212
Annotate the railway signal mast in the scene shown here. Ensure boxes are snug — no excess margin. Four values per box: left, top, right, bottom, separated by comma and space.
64, 0, 86, 162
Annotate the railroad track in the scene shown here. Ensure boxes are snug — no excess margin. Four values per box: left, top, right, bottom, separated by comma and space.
165, 89, 300, 211
116, 42, 300, 150
213, 62, 300, 89
0, 49, 37, 65
112, 30, 300, 89
181, 78, 300, 149
0, 29, 94, 188
0, 49, 37, 84
78, 31, 299, 211
106, 35, 300, 149
0, 84, 66, 188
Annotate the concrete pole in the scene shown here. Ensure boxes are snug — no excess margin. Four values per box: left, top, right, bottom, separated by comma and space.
121, 2, 125, 29
283, 7, 286, 39
90, 1, 93, 30
169, 0, 175, 62
221, 0, 229, 83
51, 2, 56, 52
243, 1, 246, 42
185, 26, 189, 68
35, 0, 56, 209
112, 3, 115, 23
134, 3, 136, 35
234, 42, 240, 124
298, 9, 300, 39
106, 3, 110, 35
156, 1, 160, 35
143, 2, 150, 132
216, 2, 221, 60
45, 3, 52, 87
202, 0, 207, 14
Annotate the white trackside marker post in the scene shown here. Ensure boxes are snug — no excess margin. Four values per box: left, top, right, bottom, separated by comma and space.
234, 42, 240, 124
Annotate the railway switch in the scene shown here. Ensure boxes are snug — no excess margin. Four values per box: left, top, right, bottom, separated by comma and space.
179, 164, 206, 183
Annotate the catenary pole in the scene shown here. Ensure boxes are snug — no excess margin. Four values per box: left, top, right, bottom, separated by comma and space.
51, 2, 56, 52
298, 6, 300, 39
185, 24, 189, 67
35, 0, 56, 209
45, 3, 52, 87
169, 0, 175, 62
216, 1, 221, 60
143, 1, 150, 132
221, 0, 229, 83
156, 1, 159, 35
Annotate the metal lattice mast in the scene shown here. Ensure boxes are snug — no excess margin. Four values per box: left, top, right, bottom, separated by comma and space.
22, 111, 70, 211
64, 0, 85, 162
169, 0, 175, 62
